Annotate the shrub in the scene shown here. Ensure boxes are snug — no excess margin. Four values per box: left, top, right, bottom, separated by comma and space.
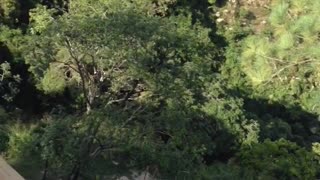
236, 139, 319, 180
6, 124, 37, 160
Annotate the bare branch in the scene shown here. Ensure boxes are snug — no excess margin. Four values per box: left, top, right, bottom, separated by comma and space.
121, 105, 146, 128
258, 54, 285, 63
53, 60, 80, 73
65, 37, 92, 113
264, 59, 317, 85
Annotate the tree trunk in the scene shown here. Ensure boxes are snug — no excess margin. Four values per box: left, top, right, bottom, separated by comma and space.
41, 159, 49, 180
86, 86, 94, 114
71, 166, 80, 180
68, 163, 81, 180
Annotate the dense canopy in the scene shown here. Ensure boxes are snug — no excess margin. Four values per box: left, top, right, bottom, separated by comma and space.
1, 0, 320, 179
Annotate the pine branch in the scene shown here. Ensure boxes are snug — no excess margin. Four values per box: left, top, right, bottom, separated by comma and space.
264, 59, 317, 85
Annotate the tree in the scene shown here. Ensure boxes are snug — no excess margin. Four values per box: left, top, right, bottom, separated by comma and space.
0, 0, 42, 27
0, 26, 22, 104
24, 0, 217, 113
237, 139, 319, 179
240, 0, 320, 113
0, 61, 21, 102
241, 0, 320, 85
0, 0, 20, 25
21, 0, 227, 178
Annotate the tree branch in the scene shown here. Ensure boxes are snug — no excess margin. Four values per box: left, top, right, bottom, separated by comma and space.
65, 37, 92, 113
264, 59, 317, 85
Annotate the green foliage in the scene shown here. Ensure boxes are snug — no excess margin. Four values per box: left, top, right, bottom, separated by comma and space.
312, 142, 320, 165
0, 126, 9, 152
23, 0, 218, 116
41, 65, 66, 94
278, 31, 295, 49
0, 61, 11, 78
300, 89, 320, 114
18, 1, 230, 178
29, 5, 56, 34
239, 0, 320, 116
198, 164, 253, 180
39, 116, 82, 176
0, 0, 20, 24
207, 0, 216, 5
269, 1, 289, 27
241, 36, 273, 85
6, 124, 37, 160
237, 139, 319, 180
0, 26, 24, 55
241, 0, 320, 84
313, 142, 320, 155
259, 118, 292, 140
202, 82, 259, 147
0, 61, 21, 101
1, 0, 320, 179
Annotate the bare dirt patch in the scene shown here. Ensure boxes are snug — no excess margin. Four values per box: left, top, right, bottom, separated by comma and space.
215, 0, 272, 33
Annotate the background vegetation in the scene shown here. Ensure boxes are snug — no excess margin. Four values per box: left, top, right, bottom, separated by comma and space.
1, 0, 320, 179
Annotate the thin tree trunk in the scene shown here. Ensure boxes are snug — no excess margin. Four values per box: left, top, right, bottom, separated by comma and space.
68, 163, 81, 180
65, 38, 92, 114
86, 85, 95, 114
41, 159, 49, 180
71, 166, 80, 180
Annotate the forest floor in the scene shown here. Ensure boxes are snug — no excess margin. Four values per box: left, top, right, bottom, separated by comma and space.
239, 0, 270, 33
216, 0, 271, 33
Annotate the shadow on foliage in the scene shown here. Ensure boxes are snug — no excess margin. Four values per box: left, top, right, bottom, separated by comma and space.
0, 43, 75, 120
172, 0, 228, 48
228, 88, 320, 148
215, 0, 228, 8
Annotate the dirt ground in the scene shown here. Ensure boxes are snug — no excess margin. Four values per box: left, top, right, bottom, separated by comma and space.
215, 0, 271, 33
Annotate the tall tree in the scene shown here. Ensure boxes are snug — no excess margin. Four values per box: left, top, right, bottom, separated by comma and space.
25, 0, 218, 113
22, 1, 227, 178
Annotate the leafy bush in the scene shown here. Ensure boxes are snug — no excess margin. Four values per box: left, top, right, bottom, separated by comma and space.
237, 139, 319, 180
6, 124, 37, 160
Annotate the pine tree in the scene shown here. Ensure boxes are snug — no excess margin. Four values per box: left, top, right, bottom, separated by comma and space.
241, 0, 320, 113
